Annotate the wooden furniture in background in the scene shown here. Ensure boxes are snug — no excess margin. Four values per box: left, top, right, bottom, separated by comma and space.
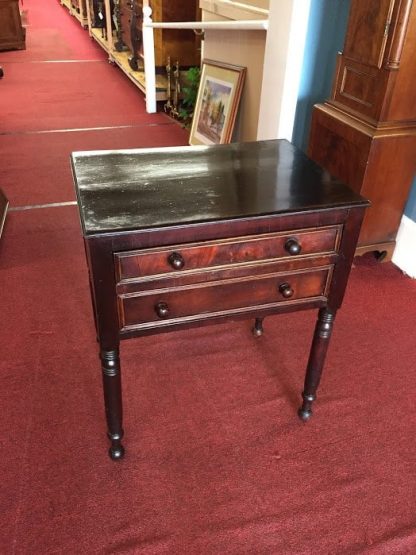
82, 0, 200, 103
72, 139, 368, 459
308, 0, 416, 260
70, 0, 88, 27
87, 0, 113, 46
60, 0, 87, 27
0, 0, 25, 51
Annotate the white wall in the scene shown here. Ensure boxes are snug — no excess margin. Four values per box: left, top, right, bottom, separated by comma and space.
257, 0, 311, 141
201, 1, 269, 141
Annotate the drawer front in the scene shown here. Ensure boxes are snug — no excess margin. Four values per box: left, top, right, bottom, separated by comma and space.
115, 226, 341, 282
118, 266, 332, 330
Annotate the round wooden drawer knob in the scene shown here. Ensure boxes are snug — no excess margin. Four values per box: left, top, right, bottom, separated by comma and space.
285, 238, 301, 255
168, 251, 185, 270
155, 302, 170, 319
279, 282, 294, 298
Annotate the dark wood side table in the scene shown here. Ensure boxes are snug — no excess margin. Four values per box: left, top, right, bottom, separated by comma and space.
71, 139, 369, 460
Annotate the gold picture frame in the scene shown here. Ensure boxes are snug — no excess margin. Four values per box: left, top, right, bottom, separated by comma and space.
189, 60, 246, 146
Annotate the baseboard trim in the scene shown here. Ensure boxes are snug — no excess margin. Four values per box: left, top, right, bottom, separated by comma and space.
392, 215, 416, 278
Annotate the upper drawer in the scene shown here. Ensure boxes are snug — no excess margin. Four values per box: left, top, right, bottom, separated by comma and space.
115, 226, 341, 282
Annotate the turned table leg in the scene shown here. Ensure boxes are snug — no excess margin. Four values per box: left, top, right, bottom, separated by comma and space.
298, 308, 336, 421
100, 349, 125, 460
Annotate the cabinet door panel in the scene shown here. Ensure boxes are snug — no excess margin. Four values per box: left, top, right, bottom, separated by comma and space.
343, 0, 395, 68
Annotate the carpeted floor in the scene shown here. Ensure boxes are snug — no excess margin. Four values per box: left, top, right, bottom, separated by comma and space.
1, 2, 416, 554
1, 0, 106, 62
0, 124, 190, 206
0, 60, 169, 133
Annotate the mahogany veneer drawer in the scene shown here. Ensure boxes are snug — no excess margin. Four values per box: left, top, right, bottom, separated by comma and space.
118, 266, 332, 330
115, 226, 341, 282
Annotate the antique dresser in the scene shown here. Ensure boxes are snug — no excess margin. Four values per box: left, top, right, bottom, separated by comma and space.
72, 140, 369, 459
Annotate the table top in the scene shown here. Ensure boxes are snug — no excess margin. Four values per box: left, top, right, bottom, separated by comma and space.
71, 139, 368, 236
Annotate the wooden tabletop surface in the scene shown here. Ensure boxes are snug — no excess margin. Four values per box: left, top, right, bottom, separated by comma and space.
71, 139, 368, 236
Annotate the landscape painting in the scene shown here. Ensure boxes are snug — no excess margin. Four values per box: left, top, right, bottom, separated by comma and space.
189, 60, 246, 146
194, 77, 232, 144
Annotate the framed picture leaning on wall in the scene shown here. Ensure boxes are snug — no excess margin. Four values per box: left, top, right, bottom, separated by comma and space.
189, 60, 246, 146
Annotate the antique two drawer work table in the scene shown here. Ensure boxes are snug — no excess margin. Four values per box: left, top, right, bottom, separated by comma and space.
72, 139, 369, 460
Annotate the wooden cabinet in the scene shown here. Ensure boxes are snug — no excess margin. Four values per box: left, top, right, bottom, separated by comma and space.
341, 0, 394, 68
0, 0, 25, 51
308, 0, 416, 260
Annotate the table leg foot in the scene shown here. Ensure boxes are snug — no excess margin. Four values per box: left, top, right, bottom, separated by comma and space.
252, 317, 264, 337
108, 432, 125, 460
298, 393, 315, 421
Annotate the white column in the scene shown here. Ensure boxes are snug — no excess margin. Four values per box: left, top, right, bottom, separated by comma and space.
392, 215, 416, 278
142, 3, 157, 113
257, 0, 311, 141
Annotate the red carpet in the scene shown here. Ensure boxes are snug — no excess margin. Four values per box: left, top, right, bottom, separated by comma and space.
0, 60, 170, 133
1, 1, 416, 554
0, 123, 188, 206
1, 208, 416, 554
0, 0, 106, 62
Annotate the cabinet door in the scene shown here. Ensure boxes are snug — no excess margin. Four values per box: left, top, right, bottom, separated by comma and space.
343, 0, 395, 68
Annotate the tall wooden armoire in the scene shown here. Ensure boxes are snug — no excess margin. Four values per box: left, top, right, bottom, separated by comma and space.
308, 0, 416, 260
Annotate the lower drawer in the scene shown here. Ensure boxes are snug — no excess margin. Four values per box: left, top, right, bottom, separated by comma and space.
118, 266, 332, 330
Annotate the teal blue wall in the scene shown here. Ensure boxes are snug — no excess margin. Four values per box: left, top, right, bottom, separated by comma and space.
292, 0, 416, 223
291, 0, 351, 153
404, 179, 416, 222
